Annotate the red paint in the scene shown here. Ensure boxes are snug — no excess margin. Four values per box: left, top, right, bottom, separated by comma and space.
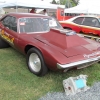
0, 13, 100, 71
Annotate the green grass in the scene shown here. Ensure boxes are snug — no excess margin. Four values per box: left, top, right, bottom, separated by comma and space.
0, 48, 100, 100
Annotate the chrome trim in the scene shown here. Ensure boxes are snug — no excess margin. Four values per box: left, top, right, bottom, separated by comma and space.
57, 56, 100, 69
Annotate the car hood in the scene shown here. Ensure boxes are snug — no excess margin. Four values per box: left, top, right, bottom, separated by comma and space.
34, 29, 100, 57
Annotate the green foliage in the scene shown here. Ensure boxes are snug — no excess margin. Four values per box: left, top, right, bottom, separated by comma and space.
56, 0, 66, 5
56, 0, 76, 7
71, 0, 77, 6
65, 0, 72, 8
51, 0, 57, 4
0, 48, 100, 100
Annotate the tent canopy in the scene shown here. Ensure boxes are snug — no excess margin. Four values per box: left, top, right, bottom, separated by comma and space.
64, 5, 88, 14
0, 0, 65, 9
64, 0, 100, 15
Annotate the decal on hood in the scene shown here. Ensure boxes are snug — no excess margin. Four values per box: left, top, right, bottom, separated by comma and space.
83, 51, 100, 58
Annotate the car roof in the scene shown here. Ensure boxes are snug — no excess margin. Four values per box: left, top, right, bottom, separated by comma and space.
73, 15, 100, 19
65, 15, 100, 22
77, 15, 100, 18
5, 12, 49, 19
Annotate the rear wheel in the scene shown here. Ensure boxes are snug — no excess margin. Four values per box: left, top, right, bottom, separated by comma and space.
26, 48, 48, 77
0, 37, 10, 48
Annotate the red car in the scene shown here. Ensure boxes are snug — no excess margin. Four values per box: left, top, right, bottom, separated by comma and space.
0, 13, 100, 76
59, 15, 100, 36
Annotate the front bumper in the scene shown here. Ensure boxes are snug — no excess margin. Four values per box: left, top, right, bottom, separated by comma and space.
57, 56, 100, 69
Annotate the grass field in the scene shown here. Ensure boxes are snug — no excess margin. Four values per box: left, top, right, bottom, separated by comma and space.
0, 47, 100, 100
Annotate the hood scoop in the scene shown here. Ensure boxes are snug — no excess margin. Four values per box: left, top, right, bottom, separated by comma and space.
35, 29, 89, 49
60, 29, 76, 36
35, 31, 93, 57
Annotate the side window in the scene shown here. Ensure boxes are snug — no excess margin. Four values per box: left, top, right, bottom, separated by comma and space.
65, 13, 71, 16
1, 16, 11, 27
10, 17, 17, 32
91, 18, 100, 27
82, 17, 100, 27
73, 17, 84, 24
1, 16, 17, 32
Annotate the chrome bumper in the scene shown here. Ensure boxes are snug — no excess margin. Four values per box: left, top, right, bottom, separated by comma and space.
57, 56, 100, 69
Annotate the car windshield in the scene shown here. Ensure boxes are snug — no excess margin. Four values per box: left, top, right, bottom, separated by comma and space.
19, 17, 63, 33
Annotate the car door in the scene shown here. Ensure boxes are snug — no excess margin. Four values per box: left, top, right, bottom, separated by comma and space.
81, 17, 100, 35
0, 15, 19, 48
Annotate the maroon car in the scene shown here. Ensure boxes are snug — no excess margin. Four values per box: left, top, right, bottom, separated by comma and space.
0, 13, 100, 76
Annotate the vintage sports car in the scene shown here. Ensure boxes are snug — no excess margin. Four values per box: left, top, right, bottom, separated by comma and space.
0, 13, 100, 77
59, 15, 100, 36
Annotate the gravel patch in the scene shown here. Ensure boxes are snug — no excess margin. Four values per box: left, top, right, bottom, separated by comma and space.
39, 82, 100, 100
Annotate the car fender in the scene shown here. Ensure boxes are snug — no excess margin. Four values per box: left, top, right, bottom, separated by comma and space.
25, 40, 71, 71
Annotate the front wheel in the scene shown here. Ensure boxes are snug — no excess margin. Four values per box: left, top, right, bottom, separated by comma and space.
26, 48, 48, 77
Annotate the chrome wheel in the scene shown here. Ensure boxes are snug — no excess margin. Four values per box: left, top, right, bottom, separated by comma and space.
27, 48, 48, 76
29, 53, 41, 72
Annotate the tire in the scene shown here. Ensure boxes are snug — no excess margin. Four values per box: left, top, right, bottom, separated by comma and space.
26, 48, 48, 77
98, 61, 100, 63
0, 37, 10, 48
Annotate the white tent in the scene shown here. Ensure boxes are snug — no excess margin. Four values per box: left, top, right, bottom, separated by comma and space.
0, 8, 5, 14
64, 0, 100, 15
0, 0, 64, 9
64, 5, 88, 14
78, 0, 100, 6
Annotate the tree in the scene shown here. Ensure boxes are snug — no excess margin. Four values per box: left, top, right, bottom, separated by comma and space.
57, 0, 76, 6
65, 0, 72, 8
72, 0, 79, 5
51, 0, 57, 4
57, 0, 66, 5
